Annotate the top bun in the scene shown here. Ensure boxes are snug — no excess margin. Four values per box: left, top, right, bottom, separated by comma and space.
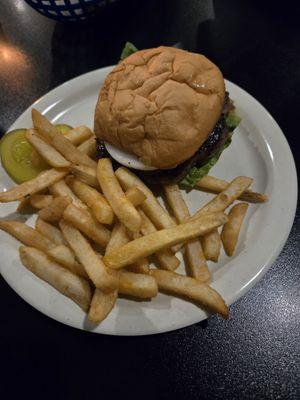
94, 46, 225, 169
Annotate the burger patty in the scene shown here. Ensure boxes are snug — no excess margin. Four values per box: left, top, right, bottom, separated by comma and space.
96, 93, 233, 185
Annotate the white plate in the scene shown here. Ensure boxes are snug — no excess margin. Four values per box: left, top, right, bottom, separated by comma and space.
0, 67, 297, 336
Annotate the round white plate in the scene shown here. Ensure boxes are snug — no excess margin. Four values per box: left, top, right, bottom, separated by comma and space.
0, 67, 297, 336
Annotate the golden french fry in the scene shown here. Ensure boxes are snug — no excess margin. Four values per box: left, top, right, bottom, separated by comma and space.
150, 269, 228, 319
35, 217, 66, 245
191, 176, 253, 219
64, 126, 93, 146
77, 136, 97, 157
49, 179, 87, 210
70, 164, 99, 188
139, 210, 180, 271
88, 289, 117, 323
20, 246, 91, 311
97, 159, 141, 233
196, 175, 268, 203
115, 167, 176, 231
25, 129, 71, 168
103, 212, 228, 269
0, 168, 68, 202
38, 196, 72, 222
16, 197, 35, 214
221, 202, 249, 256
66, 177, 114, 225
201, 229, 221, 262
59, 219, 118, 292
32, 109, 96, 168
63, 203, 110, 248
30, 194, 53, 209
119, 271, 158, 299
125, 187, 147, 207
127, 259, 150, 274
164, 184, 210, 281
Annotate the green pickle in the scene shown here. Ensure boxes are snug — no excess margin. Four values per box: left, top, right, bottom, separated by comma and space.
0, 129, 48, 183
55, 124, 72, 134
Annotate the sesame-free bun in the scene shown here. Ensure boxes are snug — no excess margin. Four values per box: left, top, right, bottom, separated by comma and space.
94, 46, 225, 169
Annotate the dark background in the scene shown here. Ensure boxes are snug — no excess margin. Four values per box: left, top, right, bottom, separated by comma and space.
1, 1, 299, 399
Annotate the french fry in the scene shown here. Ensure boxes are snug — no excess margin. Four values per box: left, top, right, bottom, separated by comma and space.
32, 109, 96, 168
59, 219, 118, 292
125, 187, 147, 207
30, 194, 53, 209
139, 210, 180, 271
16, 197, 35, 214
46, 245, 88, 279
49, 179, 87, 210
150, 269, 228, 319
97, 159, 141, 233
196, 175, 268, 203
115, 167, 176, 231
64, 126, 93, 146
63, 203, 110, 248
77, 136, 96, 157
66, 177, 114, 225
20, 246, 91, 311
191, 176, 253, 219
103, 212, 228, 269
201, 229, 221, 262
25, 129, 71, 168
221, 202, 249, 256
88, 289, 117, 323
70, 164, 99, 188
0, 168, 68, 202
38, 196, 72, 222
119, 271, 158, 298
164, 184, 210, 281
35, 217, 66, 245
106, 222, 149, 274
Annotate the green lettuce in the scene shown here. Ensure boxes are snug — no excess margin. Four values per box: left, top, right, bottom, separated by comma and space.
120, 42, 138, 60
225, 111, 241, 132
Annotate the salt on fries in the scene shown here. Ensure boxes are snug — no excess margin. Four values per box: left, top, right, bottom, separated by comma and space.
0, 111, 268, 324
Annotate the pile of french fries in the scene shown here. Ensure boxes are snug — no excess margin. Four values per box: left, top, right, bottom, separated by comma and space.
0, 109, 268, 324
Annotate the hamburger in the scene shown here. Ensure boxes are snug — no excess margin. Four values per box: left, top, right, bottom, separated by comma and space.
94, 44, 240, 188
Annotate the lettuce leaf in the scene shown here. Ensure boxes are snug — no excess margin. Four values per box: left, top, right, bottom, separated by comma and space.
120, 42, 138, 60
225, 110, 241, 131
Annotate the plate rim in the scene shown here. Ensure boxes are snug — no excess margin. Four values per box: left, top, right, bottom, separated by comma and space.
0, 66, 298, 336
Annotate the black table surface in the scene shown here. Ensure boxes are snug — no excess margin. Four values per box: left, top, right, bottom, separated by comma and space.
1, 1, 299, 399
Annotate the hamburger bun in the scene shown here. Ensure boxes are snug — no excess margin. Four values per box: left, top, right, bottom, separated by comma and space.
94, 46, 225, 169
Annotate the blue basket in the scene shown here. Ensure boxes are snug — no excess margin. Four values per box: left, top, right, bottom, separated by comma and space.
24, 0, 116, 22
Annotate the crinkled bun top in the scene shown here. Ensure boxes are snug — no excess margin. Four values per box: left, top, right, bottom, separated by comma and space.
94, 46, 225, 169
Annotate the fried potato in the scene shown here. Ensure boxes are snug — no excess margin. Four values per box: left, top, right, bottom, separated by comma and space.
0, 168, 68, 202
77, 136, 97, 157
103, 212, 228, 269
221, 202, 249, 256
125, 187, 147, 207
119, 271, 158, 298
63, 203, 110, 248
49, 179, 87, 210
35, 217, 66, 245
201, 229, 221, 262
64, 126, 93, 146
32, 109, 96, 168
70, 164, 99, 188
38, 196, 72, 222
30, 194, 53, 209
20, 246, 91, 311
66, 177, 114, 225
196, 175, 268, 203
59, 219, 118, 292
88, 289, 117, 323
164, 184, 210, 281
115, 167, 176, 231
16, 197, 34, 214
139, 210, 180, 271
151, 269, 228, 319
97, 159, 141, 233
192, 176, 253, 219
25, 129, 71, 168
46, 245, 88, 279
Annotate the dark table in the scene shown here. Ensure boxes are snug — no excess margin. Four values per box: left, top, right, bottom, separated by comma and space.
1, 1, 299, 399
